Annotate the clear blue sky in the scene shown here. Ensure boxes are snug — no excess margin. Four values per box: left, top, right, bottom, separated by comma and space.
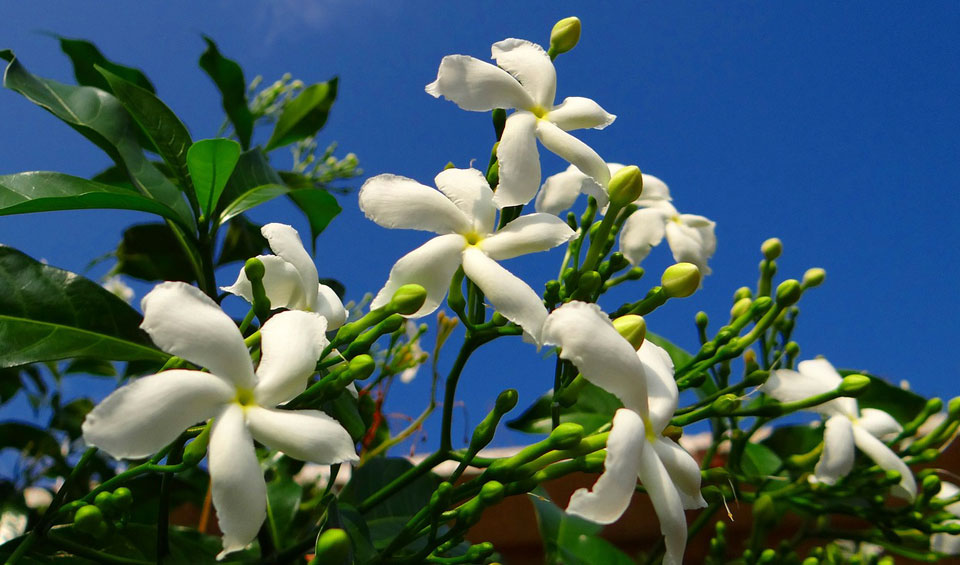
1, 2, 957, 450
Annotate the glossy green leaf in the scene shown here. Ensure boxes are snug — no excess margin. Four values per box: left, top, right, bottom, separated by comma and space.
762, 424, 822, 459
507, 381, 621, 435
288, 188, 342, 251
57, 36, 155, 94
340, 458, 438, 523
0, 246, 168, 368
839, 370, 927, 424
217, 184, 290, 225
266, 474, 303, 549
97, 66, 194, 194
217, 148, 283, 211
217, 215, 268, 266
0, 172, 185, 223
115, 223, 196, 283
187, 138, 241, 218
1, 51, 195, 230
532, 488, 634, 565
328, 501, 377, 564
199, 37, 253, 150
741, 442, 783, 478
264, 78, 338, 151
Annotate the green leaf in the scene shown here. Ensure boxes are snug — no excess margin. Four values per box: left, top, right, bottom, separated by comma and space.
50, 397, 95, 440
187, 138, 241, 218
762, 424, 823, 458
324, 390, 367, 443
839, 370, 927, 425
217, 184, 290, 225
741, 442, 783, 479
288, 188, 342, 251
1, 51, 195, 231
264, 78, 338, 151
217, 148, 283, 211
508, 380, 621, 435
0, 422, 67, 466
57, 36, 155, 94
328, 501, 377, 564
340, 458, 438, 523
0, 245, 168, 367
96, 66, 194, 194
115, 223, 197, 283
531, 488, 634, 565
216, 215, 268, 266
266, 474, 303, 549
0, 172, 187, 223
199, 37, 253, 150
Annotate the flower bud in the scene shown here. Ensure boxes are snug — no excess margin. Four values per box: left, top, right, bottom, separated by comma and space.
744, 370, 769, 387
661, 263, 701, 298
314, 528, 351, 565
466, 542, 495, 560
695, 311, 709, 329
612, 314, 646, 350
182, 423, 212, 466
111, 487, 133, 512
572, 270, 601, 300
712, 394, 741, 415
752, 493, 776, 524
839, 374, 871, 396
548, 422, 584, 450
948, 397, 960, 419
921, 474, 942, 497
761, 238, 782, 260
94, 491, 115, 516
785, 341, 800, 358
495, 389, 519, 414
479, 480, 505, 505
733, 286, 753, 302
730, 297, 752, 319
802, 268, 826, 288
348, 354, 376, 381
883, 469, 902, 485
243, 257, 266, 282
388, 284, 427, 315
752, 296, 774, 314
775, 279, 802, 306
73, 504, 105, 535
549, 17, 582, 56
557, 374, 587, 407
607, 165, 643, 208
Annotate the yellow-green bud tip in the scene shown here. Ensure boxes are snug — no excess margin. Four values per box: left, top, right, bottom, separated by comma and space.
711, 393, 741, 415
549, 17, 581, 56
802, 268, 826, 288
495, 389, 519, 413
775, 279, 802, 306
733, 286, 753, 301
388, 284, 427, 315
348, 354, 376, 380
948, 397, 960, 418
479, 481, 505, 504
761, 238, 783, 260
244, 257, 266, 281
314, 528, 351, 565
548, 422, 584, 450
607, 165, 643, 207
921, 474, 942, 496
731, 297, 753, 319
612, 314, 646, 350
661, 262, 701, 298
839, 374, 871, 396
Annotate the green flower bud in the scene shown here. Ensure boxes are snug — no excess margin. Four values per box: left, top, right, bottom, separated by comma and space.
548, 422, 584, 450
558, 374, 587, 407
730, 297, 752, 319
883, 469, 902, 485
753, 494, 776, 524
607, 165, 643, 208
607, 252, 628, 272
695, 311, 709, 329
785, 341, 800, 358
744, 370, 770, 386
662, 425, 683, 442
752, 296, 774, 314
466, 542, 495, 560
182, 423, 212, 466
572, 270, 601, 300
110, 487, 133, 512
243, 257, 266, 281
73, 504, 104, 535
802, 267, 826, 288
948, 397, 960, 419
495, 389, 519, 414
479, 480, 505, 505
801, 557, 820, 565
761, 238, 783, 260
491, 311, 508, 326
543, 279, 561, 303
314, 528, 351, 565
922, 474, 942, 497
94, 491, 114, 515
612, 314, 647, 350
549, 17, 582, 56
388, 284, 427, 315
758, 549, 777, 563
661, 262, 701, 298
839, 374, 871, 397
775, 279, 802, 306
348, 354, 376, 381
733, 286, 753, 301
712, 394, 741, 415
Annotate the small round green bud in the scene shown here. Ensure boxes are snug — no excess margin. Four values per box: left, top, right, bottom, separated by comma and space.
775, 279, 802, 306
883, 469, 902, 485
785, 341, 800, 358
730, 297, 752, 319
761, 238, 783, 260
314, 528, 351, 565
479, 481, 505, 505
801, 558, 820, 565
607, 165, 643, 207
695, 311, 709, 329
549, 17, 582, 56
466, 542, 495, 559
608, 252, 628, 271
491, 312, 508, 326
926, 397, 943, 414
712, 394, 741, 415
94, 491, 115, 515
388, 284, 427, 315
733, 286, 753, 301
495, 389, 519, 414
752, 296, 774, 314
73, 504, 104, 534
548, 422, 584, 450
753, 494, 776, 524
948, 397, 960, 419
661, 262, 701, 298
243, 257, 266, 281
110, 487, 133, 511
758, 549, 777, 563
182, 424, 211, 466
348, 354, 376, 381
839, 374, 871, 397
662, 425, 683, 442
612, 314, 646, 350
922, 474, 942, 497
802, 268, 826, 288
744, 370, 770, 387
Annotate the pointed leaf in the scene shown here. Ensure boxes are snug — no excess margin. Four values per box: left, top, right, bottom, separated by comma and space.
507, 380, 621, 435
531, 488, 634, 565
741, 442, 783, 479
57, 36, 155, 94
217, 148, 283, 211
199, 37, 253, 150
266, 474, 303, 549
264, 79, 338, 151
115, 223, 196, 283
187, 138, 241, 217
288, 188, 341, 250
216, 215, 268, 266
217, 184, 290, 225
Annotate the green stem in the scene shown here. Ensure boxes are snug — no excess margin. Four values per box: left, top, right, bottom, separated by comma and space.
580, 204, 621, 273
357, 451, 446, 514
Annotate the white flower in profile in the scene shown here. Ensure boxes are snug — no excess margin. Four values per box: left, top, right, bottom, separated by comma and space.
541, 301, 706, 565
359, 167, 575, 344
764, 358, 916, 500
535, 163, 671, 216
931, 482, 960, 555
222, 223, 347, 329
81, 282, 357, 558
427, 39, 615, 207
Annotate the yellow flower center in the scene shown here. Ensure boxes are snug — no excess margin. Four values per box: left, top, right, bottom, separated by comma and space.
643, 415, 657, 442
530, 105, 549, 119
235, 387, 256, 407
463, 231, 483, 246
669, 214, 682, 224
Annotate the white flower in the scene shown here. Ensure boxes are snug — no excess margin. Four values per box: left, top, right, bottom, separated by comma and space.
427, 39, 615, 207
764, 358, 916, 500
82, 282, 358, 558
222, 223, 347, 329
359, 168, 575, 344
400, 320, 425, 384
541, 301, 706, 565
535, 163, 671, 216
932, 482, 960, 555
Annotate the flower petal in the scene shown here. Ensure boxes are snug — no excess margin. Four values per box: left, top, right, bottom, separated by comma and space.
665, 220, 716, 276
540, 301, 648, 414
246, 406, 358, 464
764, 361, 854, 417
261, 224, 320, 311
548, 96, 616, 131
566, 408, 644, 524
480, 213, 575, 261
536, 120, 610, 188
638, 341, 679, 432
932, 522, 960, 555
359, 174, 471, 235
799, 359, 858, 417
936, 482, 960, 516
494, 111, 541, 208
619, 207, 667, 266
254, 311, 327, 406
813, 414, 855, 485
535, 165, 607, 216
370, 234, 466, 316
315, 284, 348, 329
652, 437, 707, 509
141, 282, 256, 388
82, 370, 233, 459
221, 255, 306, 310
491, 38, 556, 108
857, 408, 902, 439
852, 423, 917, 500
426, 55, 535, 111
433, 168, 497, 234
636, 173, 672, 206
638, 444, 689, 565
461, 247, 548, 344
209, 404, 266, 559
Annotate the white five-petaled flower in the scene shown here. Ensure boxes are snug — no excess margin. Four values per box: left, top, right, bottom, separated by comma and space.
932, 482, 960, 555
764, 358, 917, 500
359, 168, 576, 344
535, 163, 671, 216
222, 223, 348, 329
541, 301, 707, 565
81, 282, 358, 558
427, 39, 615, 207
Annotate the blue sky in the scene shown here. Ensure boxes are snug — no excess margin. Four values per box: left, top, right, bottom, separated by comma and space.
0, 2, 957, 450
